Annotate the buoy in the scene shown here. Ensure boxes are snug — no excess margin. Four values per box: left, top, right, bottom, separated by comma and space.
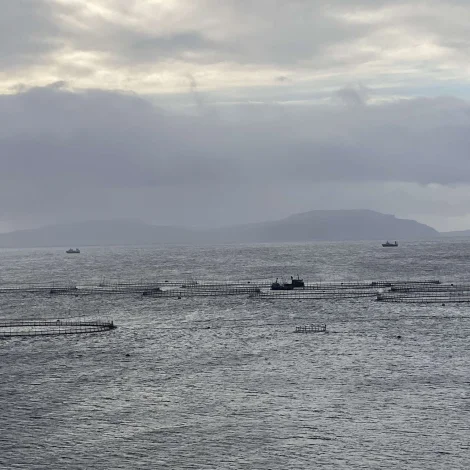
125, 353, 130, 357
397, 335, 401, 339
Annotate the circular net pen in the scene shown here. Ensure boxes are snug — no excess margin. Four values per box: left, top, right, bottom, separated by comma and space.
0, 319, 116, 338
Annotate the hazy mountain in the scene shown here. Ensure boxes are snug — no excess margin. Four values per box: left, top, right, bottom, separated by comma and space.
210, 209, 438, 243
0, 210, 440, 248
0, 220, 199, 248
439, 230, 470, 237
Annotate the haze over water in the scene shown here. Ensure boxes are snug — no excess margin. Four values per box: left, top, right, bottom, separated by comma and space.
1, 240, 469, 469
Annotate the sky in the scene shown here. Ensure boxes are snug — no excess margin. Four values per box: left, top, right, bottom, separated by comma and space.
2, 0, 470, 232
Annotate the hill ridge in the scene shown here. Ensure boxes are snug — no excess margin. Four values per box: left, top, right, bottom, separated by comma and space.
0, 209, 440, 248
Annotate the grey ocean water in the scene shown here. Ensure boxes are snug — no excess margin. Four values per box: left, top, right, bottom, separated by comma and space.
1, 240, 469, 469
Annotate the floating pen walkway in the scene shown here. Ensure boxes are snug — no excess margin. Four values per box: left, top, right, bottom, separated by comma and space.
0, 278, 443, 299
0, 319, 116, 337
377, 291, 470, 303
390, 284, 470, 293
0, 284, 77, 294
300, 280, 440, 290
143, 286, 261, 297
252, 290, 378, 300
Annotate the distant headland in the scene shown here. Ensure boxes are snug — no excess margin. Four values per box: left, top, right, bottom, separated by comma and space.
0, 209, 460, 248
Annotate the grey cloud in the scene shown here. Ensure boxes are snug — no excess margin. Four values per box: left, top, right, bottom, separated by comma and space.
1, 86, 470, 228
3, 0, 470, 87
130, 32, 221, 62
57, 0, 470, 69
335, 86, 369, 106
0, 86, 238, 189
66, 26, 225, 67
89, 2, 373, 67
0, 0, 73, 69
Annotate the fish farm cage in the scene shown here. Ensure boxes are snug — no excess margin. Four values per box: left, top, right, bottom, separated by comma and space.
0, 278, 441, 295
142, 286, 261, 297
390, 284, 470, 293
5, 278, 470, 304
376, 290, 470, 304
0, 319, 116, 338
251, 290, 378, 300
294, 324, 327, 333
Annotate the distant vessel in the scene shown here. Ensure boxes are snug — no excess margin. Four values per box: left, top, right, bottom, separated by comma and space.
271, 278, 294, 290
271, 275, 305, 290
382, 241, 398, 247
291, 275, 305, 288
66, 248, 80, 254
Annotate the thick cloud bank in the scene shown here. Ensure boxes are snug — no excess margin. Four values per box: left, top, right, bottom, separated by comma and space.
1, 86, 470, 230
2, 0, 470, 98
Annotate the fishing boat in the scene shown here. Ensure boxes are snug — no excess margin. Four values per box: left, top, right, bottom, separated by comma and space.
271, 275, 305, 290
382, 241, 398, 247
66, 248, 80, 254
271, 279, 294, 290
291, 275, 305, 288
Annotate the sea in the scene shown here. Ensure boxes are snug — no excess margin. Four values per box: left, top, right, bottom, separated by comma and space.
0, 240, 469, 469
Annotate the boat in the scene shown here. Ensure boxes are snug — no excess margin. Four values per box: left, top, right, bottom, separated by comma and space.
271, 275, 305, 290
291, 275, 305, 288
66, 248, 80, 254
271, 279, 294, 290
382, 241, 398, 247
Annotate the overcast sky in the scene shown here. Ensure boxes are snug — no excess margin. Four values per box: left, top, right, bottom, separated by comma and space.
2, 0, 470, 232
